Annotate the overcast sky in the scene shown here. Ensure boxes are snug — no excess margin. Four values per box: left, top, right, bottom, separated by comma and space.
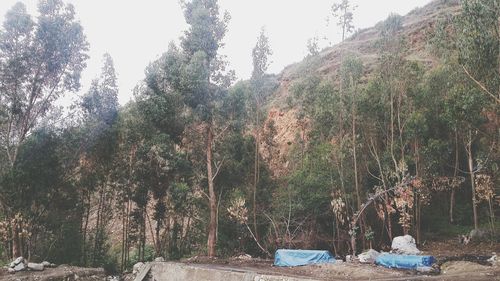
0, 0, 432, 105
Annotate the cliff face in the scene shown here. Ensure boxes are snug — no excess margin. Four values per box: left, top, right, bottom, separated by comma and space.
260, 0, 461, 178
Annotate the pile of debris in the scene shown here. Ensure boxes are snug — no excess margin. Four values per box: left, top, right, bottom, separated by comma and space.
7, 257, 56, 274
356, 235, 437, 273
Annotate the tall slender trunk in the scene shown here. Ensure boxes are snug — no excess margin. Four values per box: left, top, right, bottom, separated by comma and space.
369, 137, 393, 241
465, 130, 478, 230
12, 222, 20, 258
253, 96, 260, 242
121, 201, 126, 272
389, 90, 399, 176
93, 186, 105, 265
351, 79, 360, 210
82, 193, 90, 265
450, 130, 459, 224
206, 124, 217, 257
125, 199, 131, 266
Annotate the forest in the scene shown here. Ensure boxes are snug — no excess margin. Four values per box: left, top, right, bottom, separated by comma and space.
0, 0, 498, 275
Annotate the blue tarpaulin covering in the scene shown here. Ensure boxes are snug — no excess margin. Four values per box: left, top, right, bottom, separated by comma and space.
375, 253, 435, 270
274, 249, 335, 267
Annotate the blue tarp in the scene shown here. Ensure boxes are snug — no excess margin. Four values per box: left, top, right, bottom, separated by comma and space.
375, 253, 435, 270
274, 249, 336, 267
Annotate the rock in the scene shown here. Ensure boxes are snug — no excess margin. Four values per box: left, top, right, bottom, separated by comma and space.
10, 257, 24, 268
234, 254, 252, 260
13, 262, 26, 272
441, 261, 490, 275
27, 262, 44, 271
41, 261, 56, 268
7, 268, 16, 274
416, 266, 433, 273
470, 229, 489, 241
154, 257, 165, 262
391, 235, 420, 255
358, 249, 380, 264
132, 262, 144, 274
487, 253, 497, 265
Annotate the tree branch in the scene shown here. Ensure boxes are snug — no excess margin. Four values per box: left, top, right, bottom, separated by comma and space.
462, 65, 500, 104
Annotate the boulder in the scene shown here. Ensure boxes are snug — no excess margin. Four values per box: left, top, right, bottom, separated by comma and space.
13, 262, 26, 272
470, 229, 488, 241
27, 262, 44, 271
7, 268, 15, 274
358, 249, 380, 264
10, 256, 24, 268
154, 257, 165, 262
391, 235, 420, 255
132, 262, 144, 274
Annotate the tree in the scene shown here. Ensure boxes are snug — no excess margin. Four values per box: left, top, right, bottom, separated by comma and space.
78, 53, 119, 266
180, 0, 233, 257
0, 0, 89, 169
331, 0, 356, 41
307, 37, 320, 56
250, 27, 272, 242
458, 0, 500, 104
0, 0, 88, 258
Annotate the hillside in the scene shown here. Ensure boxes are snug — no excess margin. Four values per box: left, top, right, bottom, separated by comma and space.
260, 0, 462, 178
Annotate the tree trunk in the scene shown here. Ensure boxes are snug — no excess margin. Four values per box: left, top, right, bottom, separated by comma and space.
465, 130, 478, 230
206, 125, 217, 257
93, 186, 105, 265
253, 96, 260, 242
82, 193, 91, 265
450, 130, 459, 224
12, 222, 21, 258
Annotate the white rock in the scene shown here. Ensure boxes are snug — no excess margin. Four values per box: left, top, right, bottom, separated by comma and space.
27, 262, 44, 271
391, 235, 420, 255
154, 257, 165, 262
42, 261, 51, 267
470, 229, 488, 241
235, 254, 252, 260
13, 262, 26, 272
132, 262, 144, 274
7, 268, 16, 274
358, 249, 380, 263
487, 253, 497, 264
10, 257, 24, 268
417, 266, 433, 273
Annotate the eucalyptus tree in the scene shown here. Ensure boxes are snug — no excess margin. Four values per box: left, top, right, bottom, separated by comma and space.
78, 53, 119, 266
0, 0, 88, 169
250, 28, 272, 240
179, 0, 234, 257
0, 0, 88, 258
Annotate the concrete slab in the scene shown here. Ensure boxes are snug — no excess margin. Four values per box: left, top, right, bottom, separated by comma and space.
149, 262, 320, 281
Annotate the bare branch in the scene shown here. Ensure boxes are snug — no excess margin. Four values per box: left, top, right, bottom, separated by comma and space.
462, 65, 500, 104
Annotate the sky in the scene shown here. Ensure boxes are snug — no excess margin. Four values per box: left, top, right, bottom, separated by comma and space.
0, 0, 433, 105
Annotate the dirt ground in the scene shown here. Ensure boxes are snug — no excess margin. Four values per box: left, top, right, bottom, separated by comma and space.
182, 239, 500, 281
2, 239, 498, 281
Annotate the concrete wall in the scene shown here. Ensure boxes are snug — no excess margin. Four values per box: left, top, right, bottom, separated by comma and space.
149, 262, 320, 281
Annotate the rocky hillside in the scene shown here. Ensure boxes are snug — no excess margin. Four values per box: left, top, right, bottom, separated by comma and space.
260, 0, 462, 178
